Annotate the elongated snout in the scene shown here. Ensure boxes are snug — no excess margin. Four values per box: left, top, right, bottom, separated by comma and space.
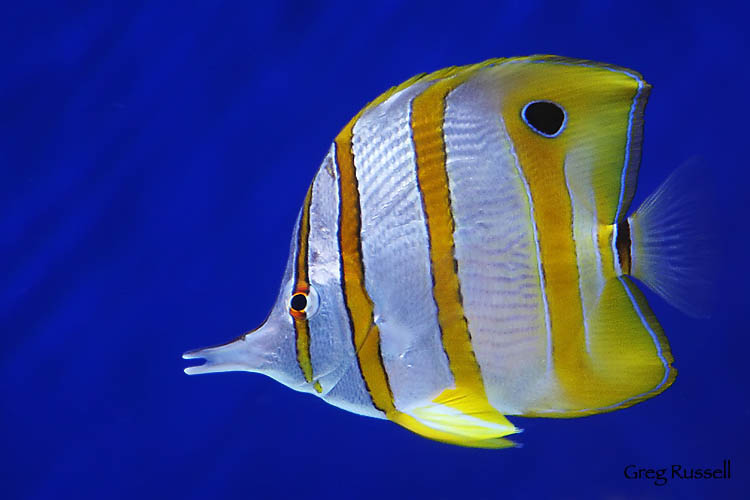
182, 322, 279, 375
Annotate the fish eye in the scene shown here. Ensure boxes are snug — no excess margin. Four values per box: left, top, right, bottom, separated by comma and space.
521, 100, 566, 137
288, 285, 320, 319
290, 293, 307, 312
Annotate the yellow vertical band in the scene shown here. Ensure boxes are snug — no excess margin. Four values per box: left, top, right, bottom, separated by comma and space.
410, 70, 500, 416
334, 114, 396, 414
329, 72, 452, 414
332, 65, 518, 445
498, 87, 588, 399
293, 186, 322, 393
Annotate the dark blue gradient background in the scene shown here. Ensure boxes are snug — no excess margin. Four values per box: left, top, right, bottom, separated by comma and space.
2, 2, 747, 499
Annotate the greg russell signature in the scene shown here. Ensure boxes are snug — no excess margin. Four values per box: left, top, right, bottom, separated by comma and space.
624, 460, 731, 486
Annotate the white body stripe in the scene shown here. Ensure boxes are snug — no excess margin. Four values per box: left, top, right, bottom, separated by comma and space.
563, 164, 591, 355
564, 162, 607, 355
590, 193, 605, 300
442, 79, 557, 415
307, 145, 382, 418
351, 83, 454, 411
611, 222, 623, 276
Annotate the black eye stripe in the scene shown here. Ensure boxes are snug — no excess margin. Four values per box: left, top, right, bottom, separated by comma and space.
290, 293, 308, 312
521, 101, 566, 137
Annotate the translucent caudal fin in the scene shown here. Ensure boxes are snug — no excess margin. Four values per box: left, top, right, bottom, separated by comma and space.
628, 159, 717, 318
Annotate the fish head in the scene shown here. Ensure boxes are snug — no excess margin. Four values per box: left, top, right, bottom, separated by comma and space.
181, 260, 307, 390
183, 149, 353, 394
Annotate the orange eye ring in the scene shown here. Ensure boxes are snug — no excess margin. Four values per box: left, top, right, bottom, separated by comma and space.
289, 292, 308, 319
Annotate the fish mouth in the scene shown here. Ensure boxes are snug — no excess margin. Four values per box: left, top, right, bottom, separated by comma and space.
182, 314, 285, 375
182, 334, 248, 375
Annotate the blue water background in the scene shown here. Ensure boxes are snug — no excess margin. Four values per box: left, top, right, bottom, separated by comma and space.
2, 2, 748, 499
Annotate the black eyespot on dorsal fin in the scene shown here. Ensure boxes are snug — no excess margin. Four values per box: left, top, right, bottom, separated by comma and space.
522, 101, 566, 137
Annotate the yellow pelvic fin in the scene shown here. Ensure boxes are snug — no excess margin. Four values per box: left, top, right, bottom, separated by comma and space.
388, 389, 521, 449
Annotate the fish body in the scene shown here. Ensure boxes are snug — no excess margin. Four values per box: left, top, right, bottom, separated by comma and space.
184, 56, 710, 448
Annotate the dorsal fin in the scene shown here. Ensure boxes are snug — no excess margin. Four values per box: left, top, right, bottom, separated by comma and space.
469, 56, 650, 223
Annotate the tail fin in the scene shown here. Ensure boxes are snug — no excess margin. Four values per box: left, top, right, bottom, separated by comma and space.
627, 160, 717, 317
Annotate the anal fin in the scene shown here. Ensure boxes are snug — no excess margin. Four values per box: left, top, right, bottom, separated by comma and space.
545, 276, 676, 416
